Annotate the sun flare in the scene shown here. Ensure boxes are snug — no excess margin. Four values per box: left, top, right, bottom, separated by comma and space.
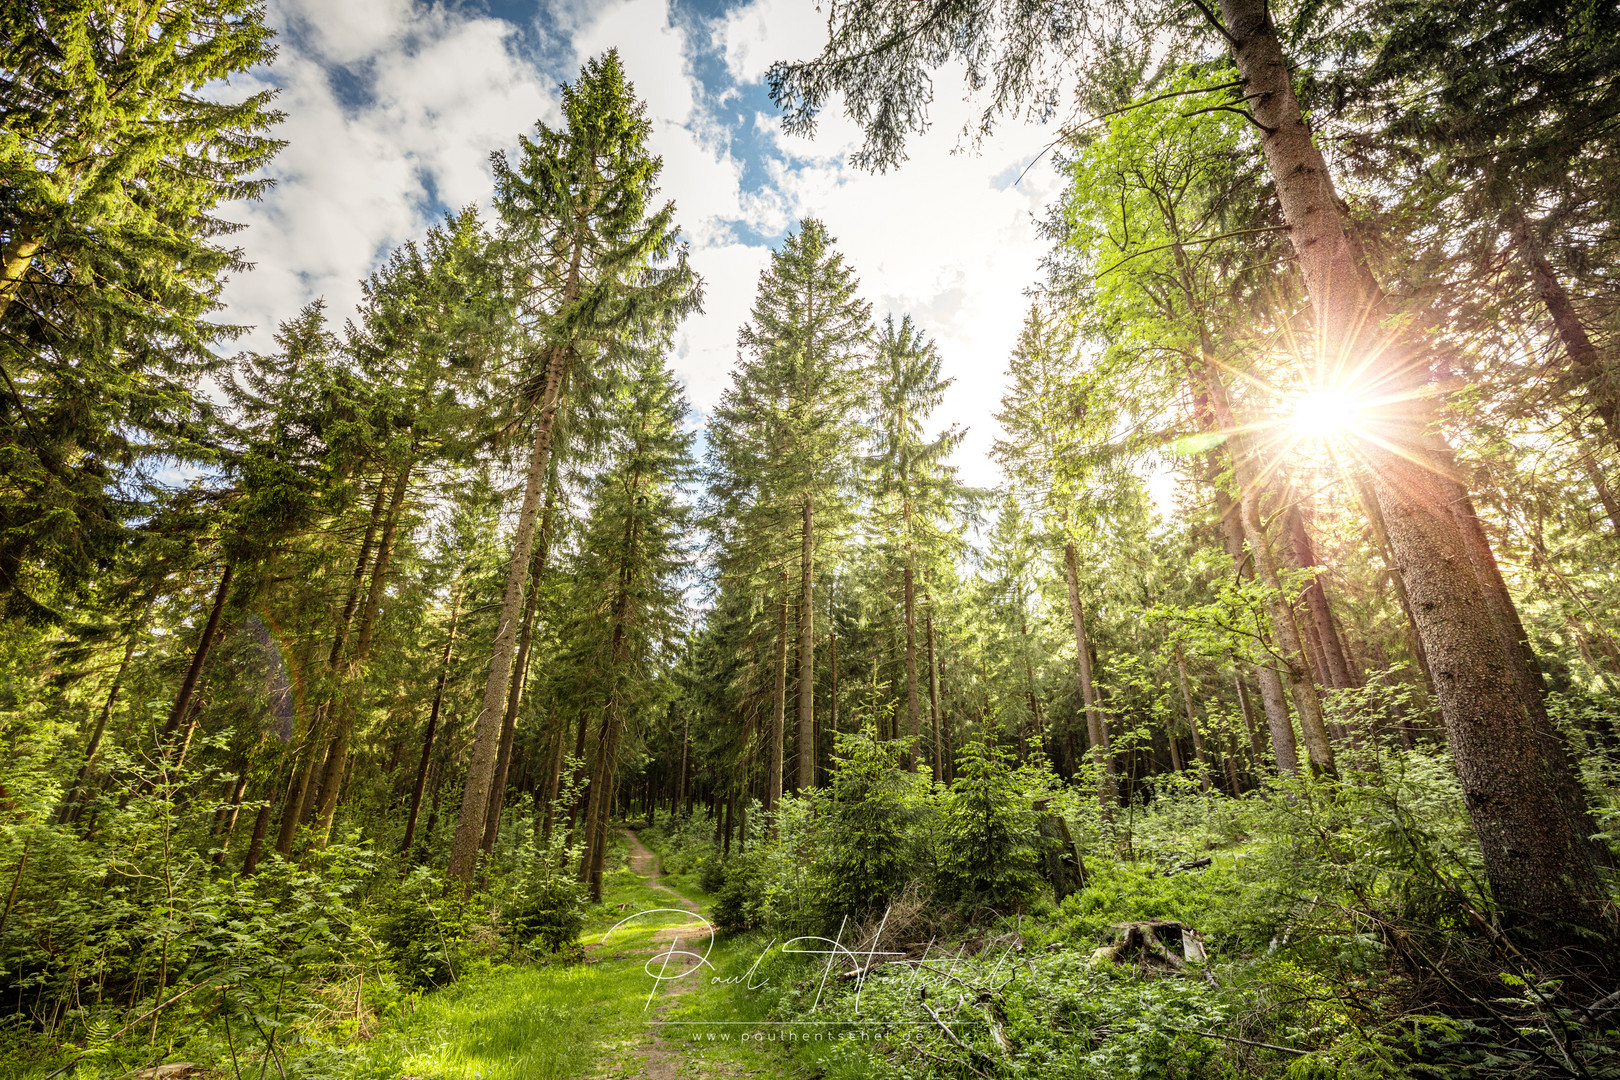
1289, 389, 1362, 437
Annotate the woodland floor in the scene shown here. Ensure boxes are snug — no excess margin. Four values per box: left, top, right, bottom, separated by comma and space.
360, 829, 794, 1080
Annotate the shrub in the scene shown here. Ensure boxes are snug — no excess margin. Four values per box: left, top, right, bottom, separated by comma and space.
935, 737, 1046, 910
370, 866, 487, 988
811, 727, 931, 923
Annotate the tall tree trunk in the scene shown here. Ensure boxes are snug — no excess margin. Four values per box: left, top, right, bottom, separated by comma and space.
1219, 0, 1608, 934
402, 580, 462, 855
164, 560, 234, 744
1349, 471, 1435, 690
1064, 541, 1117, 809
797, 495, 816, 790
540, 705, 567, 846
449, 345, 569, 885
903, 557, 919, 770
926, 603, 943, 783
828, 584, 839, 773
1511, 210, 1620, 451
1208, 420, 1299, 775
1199, 371, 1336, 775
1173, 644, 1213, 793
277, 478, 391, 856
1449, 487, 1612, 869
483, 463, 562, 855
676, 710, 689, 814
1580, 453, 1620, 536
55, 616, 142, 823
315, 461, 412, 846
768, 568, 789, 816
1286, 502, 1357, 688
1233, 671, 1267, 764
241, 792, 274, 876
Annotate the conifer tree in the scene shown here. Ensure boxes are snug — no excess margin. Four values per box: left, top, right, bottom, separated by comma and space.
0, 0, 284, 619
709, 220, 868, 805
448, 51, 700, 884
868, 314, 968, 774
563, 352, 693, 900
994, 305, 1120, 803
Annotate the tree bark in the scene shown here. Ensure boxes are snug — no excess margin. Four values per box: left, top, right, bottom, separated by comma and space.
798, 496, 816, 790
1064, 541, 1117, 809
1581, 454, 1620, 536
277, 477, 391, 856
1203, 374, 1336, 775
402, 580, 462, 855
1449, 486, 1612, 869
314, 460, 412, 846
903, 559, 919, 770
1286, 502, 1357, 688
768, 568, 789, 816
1510, 210, 1620, 451
55, 621, 141, 823
0, 228, 42, 316
1219, 0, 1609, 934
1205, 407, 1299, 776
1174, 644, 1213, 793
828, 583, 839, 775
163, 560, 234, 744
483, 461, 562, 855
926, 603, 943, 783
448, 344, 569, 885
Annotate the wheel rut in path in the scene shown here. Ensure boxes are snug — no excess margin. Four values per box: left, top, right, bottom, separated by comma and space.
594, 828, 730, 1080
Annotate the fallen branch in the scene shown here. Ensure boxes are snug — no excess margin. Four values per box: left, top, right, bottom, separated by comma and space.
1164, 1024, 1308, 1056
921, 999, 999, 1071
43, 981, 214, 1080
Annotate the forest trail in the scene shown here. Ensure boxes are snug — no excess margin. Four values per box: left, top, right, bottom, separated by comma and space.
624, 827, 701, 915
589, 830, 735, 1080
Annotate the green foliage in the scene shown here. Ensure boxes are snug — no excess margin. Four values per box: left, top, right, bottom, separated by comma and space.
371, 866, 490, 990
936, 737, 1048, 909
811, 728, 932, 921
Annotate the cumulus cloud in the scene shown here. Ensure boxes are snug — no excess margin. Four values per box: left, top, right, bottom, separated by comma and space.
218, 1, 552, 351
218, 0, 1074, 493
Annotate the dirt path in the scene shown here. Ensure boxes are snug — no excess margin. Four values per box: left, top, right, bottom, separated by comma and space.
625, 828, 700, 915
595, 829, 726, 1080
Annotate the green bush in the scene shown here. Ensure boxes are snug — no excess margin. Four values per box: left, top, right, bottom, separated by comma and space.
935, 737, 1046, 910
810, 727, 932, 923
370, 866, 488, 988
711, 850, 773, 931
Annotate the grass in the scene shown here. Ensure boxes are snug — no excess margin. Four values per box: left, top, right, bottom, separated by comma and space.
357, 831, 702, 1080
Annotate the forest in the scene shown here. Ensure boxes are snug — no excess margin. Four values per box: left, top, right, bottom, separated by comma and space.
3, 0, 1620, 1078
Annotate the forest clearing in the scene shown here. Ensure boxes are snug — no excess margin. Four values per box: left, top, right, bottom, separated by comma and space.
4, 0, 1620, 1077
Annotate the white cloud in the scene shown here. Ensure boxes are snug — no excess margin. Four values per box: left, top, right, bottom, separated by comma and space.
718, 0, 828, 84
218, 2, 552, 350
216, 0, 1075, 501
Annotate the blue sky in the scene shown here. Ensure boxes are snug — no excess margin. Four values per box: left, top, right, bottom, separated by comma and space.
219, 0, 1071, 488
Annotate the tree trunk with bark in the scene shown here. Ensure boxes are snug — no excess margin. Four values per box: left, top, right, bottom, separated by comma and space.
1064, 540, 1117, 809
1174, 644, 1213, 793
768, 569, 789, 816
1219, 0, 1609, 935
798, 496, 816, 791
448, 345, 569, 885
402, 580, 462, 856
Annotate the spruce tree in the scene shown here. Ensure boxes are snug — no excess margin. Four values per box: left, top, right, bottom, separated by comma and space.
868, 314, 968, 774
448, 51, 699, 884
0, 0, 283, 619
709, 219, 868, 805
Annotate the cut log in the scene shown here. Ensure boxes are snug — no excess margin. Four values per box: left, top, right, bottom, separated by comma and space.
1034, 800, 1088, 901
